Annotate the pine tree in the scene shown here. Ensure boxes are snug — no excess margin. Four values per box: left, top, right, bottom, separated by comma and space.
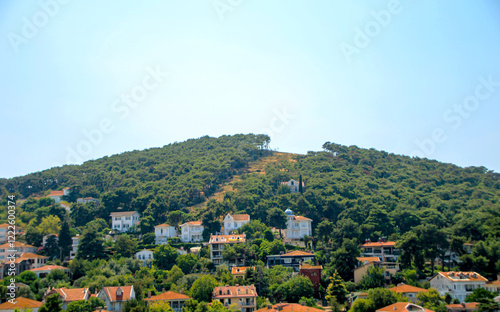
326, 270, 348, 304
76, 228, 105, 261
39, 293, 63, 312
58, 221, 72, 261
299, 175, 303, 193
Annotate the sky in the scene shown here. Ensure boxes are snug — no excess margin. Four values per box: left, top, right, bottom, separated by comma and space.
1, 0, 499, 178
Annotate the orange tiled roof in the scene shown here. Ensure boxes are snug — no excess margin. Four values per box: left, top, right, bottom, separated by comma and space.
486, 280, 500, 285
144, 291, 191, 301
103, 286, 133, 302
0, 241, 36, 249
182, 221, 202, 226
0, 223, 11, 228
255, 303, 323, 312
281, 250, 315, 257
231, 266, 256, 275
357, 257, 381, 263
446, 303, 479, 309
213, 285, 257, 298
52, 287, 89, 302
300, 264, 323, 270
294, 216, 312, 221
30, 265, 69, 272
361, 241, 396, 248
389, 284, 428, 294
0, 297, 43, 309
209, 234, 246, 244
231, 214, 250, 221
376, 302, 434, 312
48, 190, 64, 197
437, 272, 488, 282
110, 211, 139, 216
20, 252, 48, 259
155, 223, 172, 228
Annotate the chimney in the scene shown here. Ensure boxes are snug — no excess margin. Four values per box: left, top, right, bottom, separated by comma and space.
148, 291, 151, 299
267, 305, 272, 310
301, 302, 306, 306
162, 288, 165, 293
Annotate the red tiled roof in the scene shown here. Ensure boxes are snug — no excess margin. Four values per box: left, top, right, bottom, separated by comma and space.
389, 284, 428, 294
144, 291, 191, 301
20, 252, 48, 259
110, 211, 139, 216
48, 190, 64, 197
361, 241, 396, 248
209, 234, 246, 244
212, 285, 257, 299
446, 303, 479, 310
103, 286, 133, 302
30, 265, 69, 272
231, 266, 256, 275
281, 250, 315, 257
357, 257, 382, 263
486, 280, 500, 285
376, 302, 433, 312
155, 223, 172, 228
437, 272, 487, 282
231, 214, 250, 221
255, 303, 323, 312
300, 264, 323, 270
0, 242, 36, 249
294, 216, 312, 221
0, 297, 42, 310
51, 287, 89, 302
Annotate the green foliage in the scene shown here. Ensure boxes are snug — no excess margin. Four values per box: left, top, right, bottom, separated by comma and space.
358, 266, 385, 290
176, 253, 197, 274
326, 270, 349, 304
274, 275, 314, 303
417, 288, 446, 312
39, 293, 63, 312
59, 221, 72, 260
67, 297, 106, 312
76, 227, 106, 260
114, 235, 138, 258
153, 244, 179, 270
189, 274, 218, 302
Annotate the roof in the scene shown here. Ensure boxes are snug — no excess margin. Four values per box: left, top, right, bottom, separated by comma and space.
300, 264, 323, 270
0, 241, 36, 249
213, 285, 257, 298
230, 214, 250, 221
357, 257, 381, 263
231, 266, 256, 275
0, 297, 43, 310
144, 291, 191, 301
181, 221, 202, 226
155, 223, 173, 228
110, 211, 139, 216
294, 216, 312, 221
20, 252, 48, 259
30, 265, 69, 272
389, 284, 428, 294
209, 234, 246, 244
446, 303, 479, 310
361, 241, 396, 248
486, 280, 500, 285
48, 190, 64, 197
376, 302, 434, 312
436, 272, 488, 282
280, 250, 315, 257
255, 303, 324, 312
51, 287, 89, 302
102, 286, 133, 302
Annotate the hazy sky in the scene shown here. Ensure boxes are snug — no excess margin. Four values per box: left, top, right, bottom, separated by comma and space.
1, 1, 500, 178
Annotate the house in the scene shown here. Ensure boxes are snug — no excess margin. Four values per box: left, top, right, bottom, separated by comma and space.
179, 221, 204, 243
135, 249, 154, 267
209, 234, 246, 266
299, 264, 322, 294
376, 302, 434, 312
30, 265, 71, 278
212, 285, 257, 312
98, 286, 135, 311
389, 284, 428, 303
0, 224, 23, 244
77, 197, 100, 206
110, 211, 140, 232
70, 235, 80, 259
144, 291, 191, 312
360, 239, 399, 262
47, 187, 70, 203
0, 297, 43, 312
267, 250, 315, 272
223, 214, 250, 235
284, 209, 312, 242
231, 266, 256, 279
154, 224, 177, 244
429, 272, 487, 303
1, 252, 47, 279
43, 287, 90, 310
281, 179, 305, 193
486, 276, 500, 293
354, 257, 399, 284
255, 303, 324, 312
445, 303, 479, 312
0, 242, 37, 261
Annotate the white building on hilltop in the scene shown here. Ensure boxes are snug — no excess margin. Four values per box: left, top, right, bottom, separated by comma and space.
155, 224, 177, 244
111, 211, 140, 232
223, 214, 250, 235
284, 209, 312, 242
429, 271, 487, 303
179, 221, 204, 242
47, 187, 70, 203
281, 179, 305, 193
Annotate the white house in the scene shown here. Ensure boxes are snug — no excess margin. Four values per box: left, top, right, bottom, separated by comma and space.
209, 234, 246, 266
430, 271, 487, 303
154, 223, 177, 244
76, 197, 100, 206
0, 223, 23, 244
223, 214, 250, 235
47, 187, 70, 203
0, 242, 37, 261
135, 249, 154, 267
179, 221, 204, 243
281, 179, 304, 193
110, 211, 140, 232
70, 235, 80, 259
98, 286, 135, 311
284, 209, 312, 241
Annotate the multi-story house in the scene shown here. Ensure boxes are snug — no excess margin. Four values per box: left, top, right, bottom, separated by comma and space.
281, 179, 305, 193
155, 223, 177, 244
110, 211, 140, 232
267, 250, 315, 272
144, 291, 192, 312
284, 209, 312, 242
179, 221, 204, 243
354, 257, 399, 284
299, 264, 322, 294
0, 223, 23, 244
209, 234, 246, 266
360, 239, 399, 262
0, 252, 48, 279
70, 235, 80, 259
98, 286, 135, 311
135, 249, 154, 267
212, 285, 257, 312
47, 187, 70, 203
223, 214, 250, 235
0, 242, 37, 261
430, 272, 487, 303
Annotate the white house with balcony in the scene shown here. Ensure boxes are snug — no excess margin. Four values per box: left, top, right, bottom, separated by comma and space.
284, 209, 312, 241
360, 239, 400, 262
223, 214, 250, 235
111, 211, 140, 232
69, 235, 80, 259
209, 234, 246, 266
179, 221, 204, 243
430, 271, 487, 303
135, 249, 154, 267
155, 223, 177, 244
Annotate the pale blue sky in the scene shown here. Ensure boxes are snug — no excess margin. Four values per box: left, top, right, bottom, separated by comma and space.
1, 1, 499, 178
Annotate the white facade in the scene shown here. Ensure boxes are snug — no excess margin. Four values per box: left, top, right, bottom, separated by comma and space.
180, 221, 204, 243
281, 179, 304, 193
223, 214, 250, 235
430, 272, 487, 303
47, 187, 70, 203
0, 242, 37, 262
111, 211, 140, 232
284, 209, 312, 240
70, 235, 80, 259
135, 249, 154, 266
154, 224, 177, 244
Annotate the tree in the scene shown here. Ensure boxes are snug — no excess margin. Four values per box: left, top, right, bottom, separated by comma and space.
59, 221, 72, 261
326, 270, 349, 304
176, 253, 197, 274
37, 215, 62, 236
276, 275, 314, 303
329, 238, 360, 281
149, 301, 174, 312
114, 235, 138, 258
358, 266, 385, 290
25, 225, 43, 247
153, 245, 179, 270
183, 299, 199, 312
189, 275, 218, 302
465, 288, 495, 303
202, 209, 221, 241
316, 220, 334, 247
417, 288, 446, 312
167, 210, 185, 230
67, 297, 106, 312
349, 298, 375, 312
140, 215, 155, 235
39, 293, 63, 312
299, 175, 303, 193
76, 228, 106, 260
368, 288, 406, 311
267, 208, 287, 237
